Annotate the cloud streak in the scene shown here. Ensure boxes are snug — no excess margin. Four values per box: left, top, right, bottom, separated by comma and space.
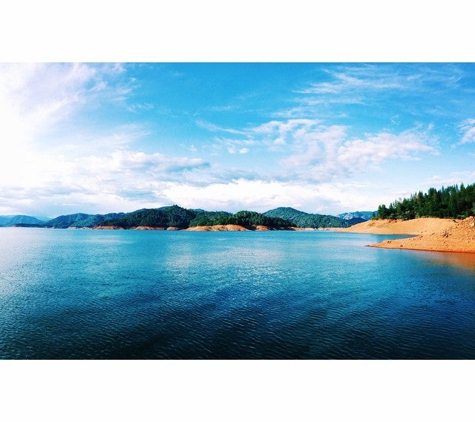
202, 117, 439, 182
458, 118, 475, 144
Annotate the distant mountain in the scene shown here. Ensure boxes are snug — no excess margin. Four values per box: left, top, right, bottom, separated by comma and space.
0, 215, 46, 227
188, 210, 233, 226
263, 207, 356, 228
44, 212, 127, 229
101, 206, 363, 230
189, 209, 293, 229
338, 211, 375, 221
5, 206, 372, 230
102, 206, 198, 229
101, 206, 293, 229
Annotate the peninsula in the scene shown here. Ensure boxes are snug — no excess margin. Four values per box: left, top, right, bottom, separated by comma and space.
343, 217, 475, 253
341, 182, 475, 253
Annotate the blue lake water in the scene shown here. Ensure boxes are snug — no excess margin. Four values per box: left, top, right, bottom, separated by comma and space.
1, 227, 475, 359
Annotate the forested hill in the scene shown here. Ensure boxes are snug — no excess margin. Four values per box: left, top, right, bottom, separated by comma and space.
102, 206, 294, 229
44, 212, 127, 229
376, 183, 475, 220
263, 207, 363, 228
103, 206, 198, 229
25, 205, 368, 229
0, 215, 45, 227
190, 210, 293, 229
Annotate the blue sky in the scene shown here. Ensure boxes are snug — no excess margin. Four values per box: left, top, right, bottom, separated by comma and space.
1, 62, 475, 218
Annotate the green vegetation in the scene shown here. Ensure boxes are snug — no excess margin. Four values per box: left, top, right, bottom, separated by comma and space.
23, 205, 369, 230
103, 206, 197, 229
376, 183, 475, 220
102, 206, 294, 229
0, 215, 45, 227
44, 213, 93, 228
44, 212, 127, 228
188, 211, 233, 226
263, 207, 360, 228
189, 210, 294, 229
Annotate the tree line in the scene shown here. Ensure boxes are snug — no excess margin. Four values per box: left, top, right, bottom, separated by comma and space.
102, 206, 295, 229
376, 183, 475, 220
189, 210, 294, 228
263, 207, 360, 228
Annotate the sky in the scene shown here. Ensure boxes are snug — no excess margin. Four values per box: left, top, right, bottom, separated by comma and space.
1, 62, 475, 218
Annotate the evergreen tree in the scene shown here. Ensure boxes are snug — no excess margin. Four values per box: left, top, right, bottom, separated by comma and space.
375, 182, 475, 220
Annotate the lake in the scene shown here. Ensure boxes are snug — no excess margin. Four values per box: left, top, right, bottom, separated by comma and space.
1, 227, 475, 359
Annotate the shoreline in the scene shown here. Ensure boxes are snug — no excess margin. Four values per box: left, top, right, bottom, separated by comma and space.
69, 224, 303, 231
5, 224, 324, 232
342, 217, 475, 254
368, 243, 475, 255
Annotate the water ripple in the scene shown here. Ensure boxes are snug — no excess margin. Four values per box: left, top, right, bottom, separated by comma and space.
1, 229, 475, 359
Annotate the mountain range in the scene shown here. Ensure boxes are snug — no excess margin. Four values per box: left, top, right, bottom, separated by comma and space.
0, 215, 46, 227
263, 207, 366, 228
1, 206, 374, 229
338, 211, 375, 221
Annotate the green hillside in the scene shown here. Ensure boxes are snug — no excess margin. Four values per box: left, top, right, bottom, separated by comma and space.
32, 205, 367, 230
189, 210, 294, 229
102, 206, 197, 229
263, 207, 354, 228
0, 215, 46, 226
45, 212, 127, 228
102, 206, 294, 229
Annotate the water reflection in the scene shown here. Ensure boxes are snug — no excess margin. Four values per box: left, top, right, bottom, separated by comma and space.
423, 251, 475, 272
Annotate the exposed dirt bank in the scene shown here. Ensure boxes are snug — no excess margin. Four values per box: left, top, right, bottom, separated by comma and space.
184, 225, 317, 232
341, 217, 458, 235
134, 226, 166, 230
92, 226, 125, 230
91, 225, 319, 232
184, 224, 251, 231
342, 217, 475, 253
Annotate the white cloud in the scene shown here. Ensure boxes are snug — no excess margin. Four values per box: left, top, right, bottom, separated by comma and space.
337, 130, 438, 165
0, 64, 96, 136
299, 67, 405, 95
213, 137, 257, 155
0, 144, 211, 215
195, 119, 246, 135
251, 118, 321, 139
227, 146, 250, 154
459, 118, 475, 144
0, 63, 135, 153
0, 63, 159, 215
201, 116, 439, 189
157, 178, 392, 215
250, 120, 439, 182
159, 179, 319, 212
209, 119, 324, 154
